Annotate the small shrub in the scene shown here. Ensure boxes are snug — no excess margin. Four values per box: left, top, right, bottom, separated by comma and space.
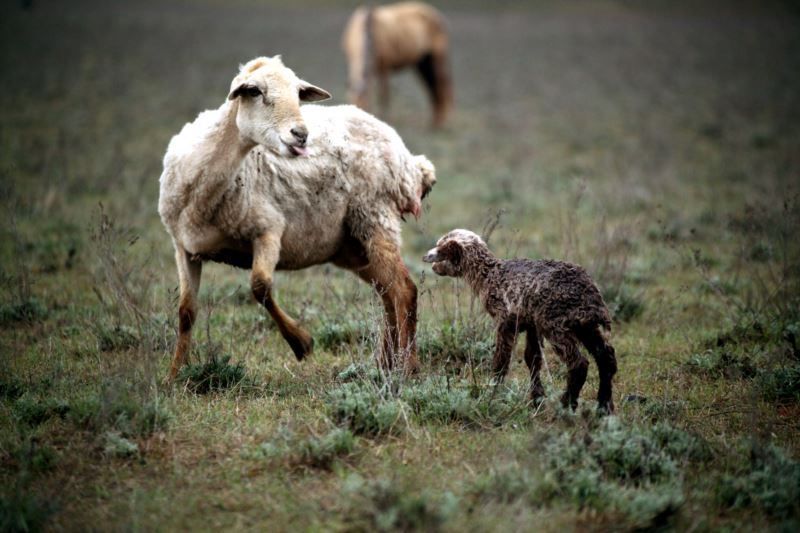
757, 364, 800, 404
469, 466, 533, 504
716, 442, 800, 519
417, 323, 493, 367
12, 396, 69, 427
93, 323, 139, 352
684, 348, 756, 379
342, 475, 457, 532
0, 297, 47, 326
316, 318, 371, 352
602, 284, 645, 323
0, 485, 56, 533
103, 431, 139, 458
296, 428, 357, 470
69, 385, 170, 438
177, 355, 247, 394
401, 376, 529, 428
336, 363, 384, 386
0, 377, 25, 401
11, 442, 58, 474
248, 427, 358, 470
325, 382, 405, 437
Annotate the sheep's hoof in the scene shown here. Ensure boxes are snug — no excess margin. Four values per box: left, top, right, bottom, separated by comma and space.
287, 334, 314, 361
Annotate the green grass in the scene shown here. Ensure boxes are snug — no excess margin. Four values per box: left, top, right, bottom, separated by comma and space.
1, 0, 799, 530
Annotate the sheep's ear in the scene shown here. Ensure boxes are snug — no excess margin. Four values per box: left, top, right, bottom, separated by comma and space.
228, 83, 261, 100
299, 81, 331, 102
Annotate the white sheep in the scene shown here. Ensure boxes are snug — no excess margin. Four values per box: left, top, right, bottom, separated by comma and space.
158, 56, 436, 381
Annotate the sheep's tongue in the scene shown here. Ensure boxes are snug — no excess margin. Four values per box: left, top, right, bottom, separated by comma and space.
290, 145, 308, 157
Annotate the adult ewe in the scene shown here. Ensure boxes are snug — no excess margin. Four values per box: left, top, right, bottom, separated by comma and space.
342, 1, 453, 128
423, 230, 617, 413
159, 56, 436, 382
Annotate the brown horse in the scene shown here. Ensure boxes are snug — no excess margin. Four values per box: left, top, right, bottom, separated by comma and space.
342, 2, 453, 128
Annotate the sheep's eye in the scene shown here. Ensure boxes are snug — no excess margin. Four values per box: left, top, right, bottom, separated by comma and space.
245, 86, 262, 98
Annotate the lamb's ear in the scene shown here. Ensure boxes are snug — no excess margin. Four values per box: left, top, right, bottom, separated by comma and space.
439, 239, 463, 262
298, 81, 331, 102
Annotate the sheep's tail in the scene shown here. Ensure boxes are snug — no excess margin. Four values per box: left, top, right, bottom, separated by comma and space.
415, 154, 437, 198
399, 154, 436, 220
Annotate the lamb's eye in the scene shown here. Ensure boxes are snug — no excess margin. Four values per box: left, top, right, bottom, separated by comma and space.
245, 86, 262, 98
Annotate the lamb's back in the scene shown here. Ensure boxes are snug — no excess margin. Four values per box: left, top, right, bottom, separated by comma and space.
499, 258, 611, 333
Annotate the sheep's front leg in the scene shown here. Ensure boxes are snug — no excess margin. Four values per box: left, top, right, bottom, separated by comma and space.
491, 319, 519, 382
523, 326, 546, 404
352, 233, 419, 375
251, 233, 313, 360
167, 247, 202, 383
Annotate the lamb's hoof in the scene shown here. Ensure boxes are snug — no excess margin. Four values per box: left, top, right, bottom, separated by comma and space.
560, 392, 578, 412
597, 400, 615, 416
288, 334, 314, 361
530, 390, 546, 407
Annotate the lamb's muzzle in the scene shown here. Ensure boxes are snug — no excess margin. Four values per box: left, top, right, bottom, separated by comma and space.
422, 248, 440, 263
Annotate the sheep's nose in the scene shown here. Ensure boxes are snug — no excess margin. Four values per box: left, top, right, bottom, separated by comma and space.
291, 126, 308, 145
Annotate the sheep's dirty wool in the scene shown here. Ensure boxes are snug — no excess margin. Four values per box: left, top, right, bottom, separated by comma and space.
159, 56, 436, 381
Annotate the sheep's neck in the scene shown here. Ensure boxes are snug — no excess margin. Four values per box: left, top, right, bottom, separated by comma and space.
463, 246, 501, 296
192, 100, 256, 211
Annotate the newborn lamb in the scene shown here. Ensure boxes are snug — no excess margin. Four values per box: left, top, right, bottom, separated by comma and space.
423, 229, 617, 413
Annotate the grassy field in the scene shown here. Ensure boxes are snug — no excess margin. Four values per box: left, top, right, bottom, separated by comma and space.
1, 0, 799, 530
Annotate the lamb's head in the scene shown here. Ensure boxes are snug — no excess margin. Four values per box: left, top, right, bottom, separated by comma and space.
227, 56, 331, 157
423, 229, 488, 277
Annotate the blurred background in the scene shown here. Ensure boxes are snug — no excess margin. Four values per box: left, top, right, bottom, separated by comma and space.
1, 1, 799, 530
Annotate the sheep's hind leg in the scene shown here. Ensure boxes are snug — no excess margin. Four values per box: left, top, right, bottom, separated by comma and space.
553, 341, 588, 411
578, 326, 617, 414
350, 233, 418, 375
523, 326, 545, 404
251, 233, 313, 360
167, 247, 202, 383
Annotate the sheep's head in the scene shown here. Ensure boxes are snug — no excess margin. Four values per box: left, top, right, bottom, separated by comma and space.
423, 229, 485, 277
227, 56, 331, 157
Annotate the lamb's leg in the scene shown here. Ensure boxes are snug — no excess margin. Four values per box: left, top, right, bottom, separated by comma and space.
251, 233, 313, 360
553, 341, 588, 411
523, 326, 545, 404
578, 326, 618, 414
351, 234, 418, 375
491, 319, 520, 382
167, 247, 202, 383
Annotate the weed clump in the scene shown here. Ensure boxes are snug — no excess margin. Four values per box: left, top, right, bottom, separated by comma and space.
342, 475, 457, 532
94, 323, 139, 352
316, 318, 371, 352
417, 323, 493, 368
12, 396, 70, 427
756, 364, 800, 404
70, 383, 170, 438
401, 376, 529, 428
602, 284, 644, 323
0, 297, 47, 326
470, 419, 705, 528
177, 355, 248, 394
716, 442, 800, 520
249, 427, 358, 471
326, 382, 405, 437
